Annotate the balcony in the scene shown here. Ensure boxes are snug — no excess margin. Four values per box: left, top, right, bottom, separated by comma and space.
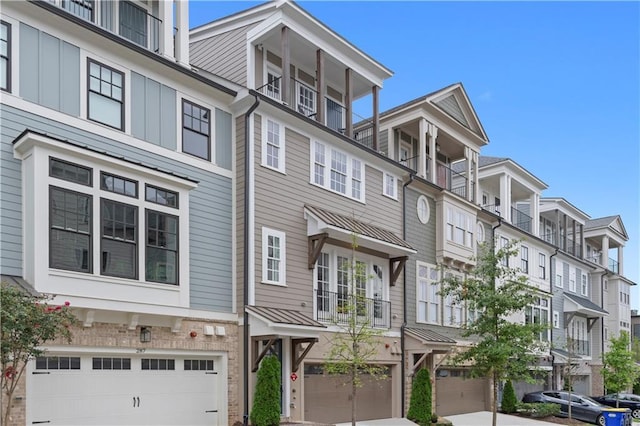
436, 163, 473, 200
314, 290, 390, 329
608, 258, 619, 274
48, 0, 163, 53
511, 207, 532, 233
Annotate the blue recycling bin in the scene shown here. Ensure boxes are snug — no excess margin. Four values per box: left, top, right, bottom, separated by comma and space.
603, 408, 631, 426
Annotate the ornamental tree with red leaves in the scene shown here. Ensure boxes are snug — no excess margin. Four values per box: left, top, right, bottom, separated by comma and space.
1, 284, 76, 425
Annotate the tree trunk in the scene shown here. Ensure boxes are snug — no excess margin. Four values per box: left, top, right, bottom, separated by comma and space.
351, 366, 357, 426
492, 370, 497, 426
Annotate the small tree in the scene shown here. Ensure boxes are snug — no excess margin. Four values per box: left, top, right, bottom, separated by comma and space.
501, 379, 517, 414
439, 240, 548, 426
324, 234, 387, 426
250, 355, 281, 426
407, 368, 432, 425
1, 284, 75, 425
602, 331, 640, 408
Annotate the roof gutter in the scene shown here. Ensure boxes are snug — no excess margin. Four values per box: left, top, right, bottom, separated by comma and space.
243, 95, 260, 426
401, 173, 414, 417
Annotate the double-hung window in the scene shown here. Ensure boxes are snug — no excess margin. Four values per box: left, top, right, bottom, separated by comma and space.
417, 262, 439, 324
1, 21, 10, 92
48, 156, 183, 285
538, 253, 546, 279
312, 142, 364, 201
446, 206, 474, 248
88, 59, 124, 130
262, 228, 286, 286
581, 274, 588, 296
262, 118, 284, 173
266, 68, 281, 100
500, 237, 509, 266
520, 245, 529, 274
182, 99, 211, 161
383, 173, 397, 199
569, 271, 576, 292
525, 297, 549, 342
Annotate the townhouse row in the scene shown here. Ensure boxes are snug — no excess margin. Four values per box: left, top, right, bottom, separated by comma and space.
0, 1, 634, 425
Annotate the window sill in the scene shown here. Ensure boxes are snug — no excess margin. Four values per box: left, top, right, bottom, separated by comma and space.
261, 280, 287, 287
49, 269, 181, 290
309, 181, 366, 204
260, 163, 286, 175
382, 192, 398, 201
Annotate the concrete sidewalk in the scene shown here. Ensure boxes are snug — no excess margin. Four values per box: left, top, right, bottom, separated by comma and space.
334, 411, 559, 426
446, 411, 559, 425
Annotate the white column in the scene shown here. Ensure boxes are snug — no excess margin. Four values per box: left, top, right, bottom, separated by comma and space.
499, 173, 510, 221
473, 150, 480, 204
601, 235, 609, 268
617, 246, 623, 275
159, 0, 174, 60
386, 129, 394, 160
418, 118, 427, 179
530, 192, 540, 237
175, 0, 190, 67
428, 123, 437, 183
465, 146, 472, 202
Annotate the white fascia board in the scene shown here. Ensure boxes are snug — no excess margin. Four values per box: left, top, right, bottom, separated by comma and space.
478, 163, 547, 193
13, 131, 197, 190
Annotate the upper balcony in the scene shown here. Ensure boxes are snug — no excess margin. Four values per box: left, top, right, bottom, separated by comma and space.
189, 1, 392, 147
44, 0, 189, 65
584, 215, 628, 276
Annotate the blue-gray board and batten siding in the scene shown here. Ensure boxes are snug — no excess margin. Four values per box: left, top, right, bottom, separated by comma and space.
0, 104, 234, 313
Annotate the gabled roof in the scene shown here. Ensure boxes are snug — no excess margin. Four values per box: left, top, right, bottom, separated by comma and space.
379, 82, 489, 146
304, 204, 415, 252
476, 155, 548, 190
405, 327, 456, 344
540, 197, 590, 222
585, 215, 628, 240
563, 292, 608, 317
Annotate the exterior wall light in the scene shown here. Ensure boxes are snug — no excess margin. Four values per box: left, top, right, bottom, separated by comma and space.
140, 326, 151, 343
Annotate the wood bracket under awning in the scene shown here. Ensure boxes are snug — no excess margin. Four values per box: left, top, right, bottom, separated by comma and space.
308, 233, 329, 269
390, 256, 408, 286
587, 317, 599, 332
252, 335, 278, 372
291, 338, 318, 372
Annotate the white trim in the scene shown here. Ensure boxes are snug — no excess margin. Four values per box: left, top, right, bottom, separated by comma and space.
415, 261, 439, 325
552, 310, 560, 329
248, 113, 256, 305
261, 227, 286, 286
179, 95, 216, 165
261, 116, 286, 174
382, 172, 398, 200
309, 139, 366, 203
416, 195, 430, 225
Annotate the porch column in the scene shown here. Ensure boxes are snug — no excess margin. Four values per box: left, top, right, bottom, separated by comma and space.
601, 236, 609, 268
159, 0, 174, 60
499, 174, 510, 221
464, 146, 472, 202
427, 123, 437, 183
618, 246, 623, 275
418, 119, 427, 179
316, 49, 325, 125
562, 214, 568, 252
281, 26, 291, 107
572, 219, 577, 255
345, 68, 353, 137
580, 224, 584, 258
372, 85, 380, 151
530, 192, 540, 237
175, 0, 189, 67
473, 150, 480, 204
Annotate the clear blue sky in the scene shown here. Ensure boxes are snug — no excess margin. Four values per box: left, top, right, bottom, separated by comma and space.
189, 1, 640, 309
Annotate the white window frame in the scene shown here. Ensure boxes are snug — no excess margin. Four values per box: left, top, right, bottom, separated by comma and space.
416, 196, 430, 224
538, 253, 546, 279
581, 273, 588, 296
476, 221, 485, 243
552, 310, 560, 329
262, 227, 286, 286
500, 236, 509, 266
555, 272, 563, 288
520, 245, 529, 274
525, 297, 549, 342
569, 271, 576, 292
261, 117, 285, 173
265, 64, 282, 101
416, 261, 439, 325
310, 141, 365, 202
383, 172, 397, 200
446, 206, 474, 248
443, 272, 462, 327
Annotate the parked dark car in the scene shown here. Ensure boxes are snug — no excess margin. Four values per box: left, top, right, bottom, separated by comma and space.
522, 390, 632, 426
591, 393, 640, 419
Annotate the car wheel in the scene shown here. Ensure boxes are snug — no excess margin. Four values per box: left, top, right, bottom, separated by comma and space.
596, 414, 605, 426
632, 408, 640, 419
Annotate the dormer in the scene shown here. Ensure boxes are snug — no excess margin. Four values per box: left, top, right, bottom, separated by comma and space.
377, 83, 489, 204
476, 157, 548, 235
190, 0, 393, 146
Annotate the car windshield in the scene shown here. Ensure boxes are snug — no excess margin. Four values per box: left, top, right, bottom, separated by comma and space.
581, 396, 604, 406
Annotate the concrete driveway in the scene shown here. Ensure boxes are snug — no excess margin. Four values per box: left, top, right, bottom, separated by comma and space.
446, 411, 559, 425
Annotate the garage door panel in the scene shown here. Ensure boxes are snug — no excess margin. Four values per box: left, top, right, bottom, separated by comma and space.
436, 369, 488, 416
30, 355, 221, 425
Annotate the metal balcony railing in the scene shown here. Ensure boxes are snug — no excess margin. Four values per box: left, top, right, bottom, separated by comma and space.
436, 163, 471, 199
511, 207, 532, 233
608, 258, 619, 274
315, 289, 390, 329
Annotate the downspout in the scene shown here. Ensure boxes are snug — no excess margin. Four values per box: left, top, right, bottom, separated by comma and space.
400, 174, 414, 417
490, 217, 502, 414
600, 270, 610, 364
549, 247, 559, 389
244, 95, 260, 426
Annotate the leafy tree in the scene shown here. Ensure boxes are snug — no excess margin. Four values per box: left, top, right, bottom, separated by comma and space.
602, 331, 640, 407
501, 379, 517, 414
407, 368, 432, 425
324, 235, 387, 426
250, 355, 281, 426
439, 240, 548, 426
1, 284, 76, 425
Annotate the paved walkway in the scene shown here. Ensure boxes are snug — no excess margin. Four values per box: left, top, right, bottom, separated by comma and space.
334, 412, 559, 426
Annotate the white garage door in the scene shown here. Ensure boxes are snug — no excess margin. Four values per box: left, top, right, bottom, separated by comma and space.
28, 354, 221, 425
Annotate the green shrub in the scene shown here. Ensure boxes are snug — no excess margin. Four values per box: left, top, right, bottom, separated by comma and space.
517, 402, 561, 418
430, 412, 438, 423
250, 355, 281, 426
501, 380, 518, 414
407, 368, 432, 426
